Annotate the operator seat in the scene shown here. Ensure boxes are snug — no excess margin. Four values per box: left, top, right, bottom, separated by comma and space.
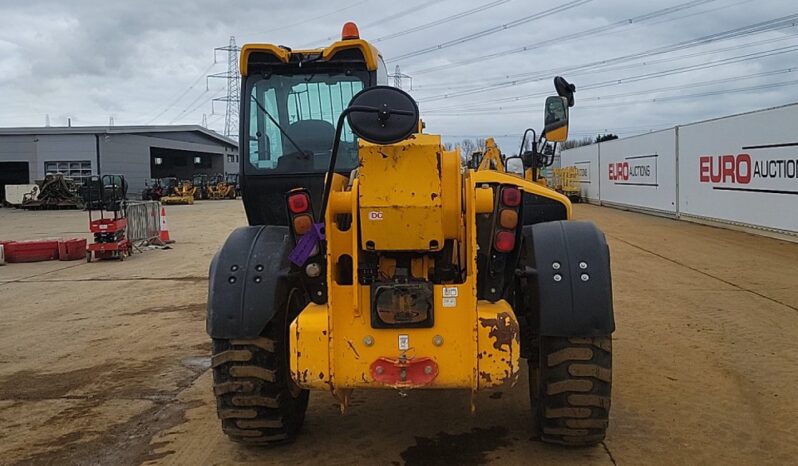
276, 119, 336, 172
285, 119, 335, 155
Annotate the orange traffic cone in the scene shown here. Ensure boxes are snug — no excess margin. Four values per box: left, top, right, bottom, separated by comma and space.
159, 206, 174, 244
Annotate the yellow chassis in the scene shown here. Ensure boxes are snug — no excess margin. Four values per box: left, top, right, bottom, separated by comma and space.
160, 195, 194, 205
289, 137, 572, 404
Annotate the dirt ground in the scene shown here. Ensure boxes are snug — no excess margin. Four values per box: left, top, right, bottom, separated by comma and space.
0, 201, 796, 466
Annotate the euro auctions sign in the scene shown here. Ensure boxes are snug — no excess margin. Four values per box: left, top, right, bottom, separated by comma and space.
698, 144, 798, 195
608, 154, 658, 186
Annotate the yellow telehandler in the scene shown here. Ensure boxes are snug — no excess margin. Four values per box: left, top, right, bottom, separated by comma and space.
207, 22, 613, 447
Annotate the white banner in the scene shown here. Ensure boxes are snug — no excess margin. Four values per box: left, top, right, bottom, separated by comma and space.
559, 104, 798, 234
679, 104, 798, 233
560, 144, 599, 202
599, 129, 677, 214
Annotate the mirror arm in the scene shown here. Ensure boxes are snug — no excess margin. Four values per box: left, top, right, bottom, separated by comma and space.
320, 107, 356, 219
518, 128, 537, 159
320, 104, 400, 218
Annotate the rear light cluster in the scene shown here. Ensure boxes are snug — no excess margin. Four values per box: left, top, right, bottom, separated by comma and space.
494, 186, 521, 253
287, 190, 313, 236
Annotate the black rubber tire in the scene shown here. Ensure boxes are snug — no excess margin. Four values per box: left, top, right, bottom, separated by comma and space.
211, 305, 309, 445
530, 336, 612, 446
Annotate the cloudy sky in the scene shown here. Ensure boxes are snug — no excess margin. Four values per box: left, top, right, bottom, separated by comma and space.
0, 0, 796, 151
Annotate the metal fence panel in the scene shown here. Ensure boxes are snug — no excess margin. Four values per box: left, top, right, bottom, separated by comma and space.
124, 201, 161, 243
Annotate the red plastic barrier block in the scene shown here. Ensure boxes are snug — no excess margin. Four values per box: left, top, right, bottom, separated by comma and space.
58, 238, 87, 261
4, 239, 60, 263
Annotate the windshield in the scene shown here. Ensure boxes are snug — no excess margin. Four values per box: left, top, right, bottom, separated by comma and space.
247, 72, 366, 173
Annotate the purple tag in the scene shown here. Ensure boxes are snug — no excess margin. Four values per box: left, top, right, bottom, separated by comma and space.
288, 223, 325, 266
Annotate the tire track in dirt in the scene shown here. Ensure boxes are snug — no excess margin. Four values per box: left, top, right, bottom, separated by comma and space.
607, 234, 798, 312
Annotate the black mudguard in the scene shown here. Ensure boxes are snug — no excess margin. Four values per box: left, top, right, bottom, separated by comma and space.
522, 221, 614, 336
207, 225, 293, 339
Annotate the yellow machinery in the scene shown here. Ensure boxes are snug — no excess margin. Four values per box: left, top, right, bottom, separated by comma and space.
160, 179, 195, 205
552, 166, 581, 202
207, 23, 614, 448
207, 174, 237, 200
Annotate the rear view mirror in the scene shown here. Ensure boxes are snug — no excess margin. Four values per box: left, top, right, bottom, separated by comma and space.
347, 85, 419, 145
554, 76, 575, 107
321, 86, 420, 215
543, 96, 569, 143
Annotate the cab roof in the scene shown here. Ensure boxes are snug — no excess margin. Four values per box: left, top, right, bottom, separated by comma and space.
240, 38, 382, 76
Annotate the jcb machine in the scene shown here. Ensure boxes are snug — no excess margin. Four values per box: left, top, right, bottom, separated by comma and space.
193, 174, 210, 200
161, 179, 195, 205
207, 173, 237, 200
207, 23, 614, 447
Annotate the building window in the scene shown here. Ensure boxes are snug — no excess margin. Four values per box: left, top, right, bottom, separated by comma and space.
192, 155, 212, 168
44, 160, 92, 184
227, 154, 235, 163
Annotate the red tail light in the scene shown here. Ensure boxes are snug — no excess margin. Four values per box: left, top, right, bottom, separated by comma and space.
494, 231, 515, 253
288, 193, 310, 213
501, 187, 521, 207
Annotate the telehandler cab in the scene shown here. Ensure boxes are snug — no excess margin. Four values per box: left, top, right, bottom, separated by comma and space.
207, 22, 614, 447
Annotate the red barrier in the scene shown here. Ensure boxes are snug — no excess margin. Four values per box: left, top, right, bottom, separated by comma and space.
0, 238, 87, 263
3, 240, 60, 263
58, 238, 87, 261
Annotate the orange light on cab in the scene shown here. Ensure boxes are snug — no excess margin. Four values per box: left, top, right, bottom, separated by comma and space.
342, 22, 360, 40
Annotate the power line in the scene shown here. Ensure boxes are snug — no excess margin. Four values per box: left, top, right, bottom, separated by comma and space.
411, 0, 716, 75
370, 0, 510, 44
416, 14, 798, 104
417, 14, 798, 94
168, 89, 210, 123
388, 0, 593, 62
300, 0, 443, 47
417, 30, 797, 93
238, 0, 370, 37
426, 77, 798, 116
423, 33, 798, 111
144, 62, 217, 124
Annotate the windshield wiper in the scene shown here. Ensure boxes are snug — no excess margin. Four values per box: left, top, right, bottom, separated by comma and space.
250, 94, 306, 155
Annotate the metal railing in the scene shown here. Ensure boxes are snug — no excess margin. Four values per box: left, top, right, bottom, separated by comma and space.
123, 201, 161, 243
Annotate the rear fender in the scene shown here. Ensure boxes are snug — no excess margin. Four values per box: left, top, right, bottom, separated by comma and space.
522, 221, 614, 336
206, 225, 292, 339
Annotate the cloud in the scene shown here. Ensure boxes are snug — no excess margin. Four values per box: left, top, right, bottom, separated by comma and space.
0, 0, 796, 153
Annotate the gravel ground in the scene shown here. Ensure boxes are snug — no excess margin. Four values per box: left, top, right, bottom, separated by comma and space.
1, 201, 796, 465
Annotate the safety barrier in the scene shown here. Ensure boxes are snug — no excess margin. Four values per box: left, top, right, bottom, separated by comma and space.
124, 200, 161, 243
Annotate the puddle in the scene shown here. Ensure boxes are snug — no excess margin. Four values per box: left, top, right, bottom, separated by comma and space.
400, 426, 512, 466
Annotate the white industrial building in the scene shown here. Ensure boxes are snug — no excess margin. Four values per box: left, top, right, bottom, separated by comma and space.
0, 125, 238, 201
